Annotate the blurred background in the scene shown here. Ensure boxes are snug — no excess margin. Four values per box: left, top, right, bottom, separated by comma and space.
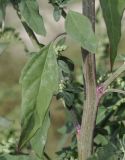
0, 0, 125, 159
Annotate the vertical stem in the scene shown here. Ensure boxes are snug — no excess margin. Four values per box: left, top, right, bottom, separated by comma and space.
78, 0, 97, 160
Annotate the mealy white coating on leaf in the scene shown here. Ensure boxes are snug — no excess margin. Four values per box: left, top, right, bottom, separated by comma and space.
19, 43, 58, 149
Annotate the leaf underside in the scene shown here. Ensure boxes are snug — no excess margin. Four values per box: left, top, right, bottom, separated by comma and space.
18, 44, 58, 151
19, 0, 46, 36
30, 111, 50, 159
100, 0, 125, 70
65, 10, 97, 53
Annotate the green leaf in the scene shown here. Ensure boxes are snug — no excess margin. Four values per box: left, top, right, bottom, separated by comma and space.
94, 134, 108, 145
53, 6, 62, 22
64, 83, 83, 94
30, 111, 50, 159
58, 56, 74, 72
100, 0, 125, 69
19, 0, 46, 36
63, 91, 74, 107
58, 59, 71, 73
56, 91, 74, 107
18, 44, 58, 149
96, 106, 106, 125
114, 103, 125, 121
89, 143, 118, 160
97, 143, 117, 160
65, 10, 97, 53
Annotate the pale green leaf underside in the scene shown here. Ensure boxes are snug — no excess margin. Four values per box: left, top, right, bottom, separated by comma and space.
30, 111, 50, 158
18, 44, 58, 149
65, 10, 97, 53
19, 0, 46, 36
100, 0, 125, 68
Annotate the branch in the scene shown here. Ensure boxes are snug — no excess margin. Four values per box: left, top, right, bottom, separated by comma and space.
96, 63, 125, 106
105, 89, 125, 95
103, 63, 125, 89
53, 32, 67, 42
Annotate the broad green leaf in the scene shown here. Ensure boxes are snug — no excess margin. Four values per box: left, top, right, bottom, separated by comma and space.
58, 60, 71, 73
19, 0, 46, 36
94, 134, 108, 145
58, 56, 74, 72
96, 106, 106, 125
65, 10, 97, 53
100, 0, 125, 69
18, 44, 58, 149
63, 91, 74, 107
97, 143, 117, 160
30, 111, 50, 159
89, 143, 118, 160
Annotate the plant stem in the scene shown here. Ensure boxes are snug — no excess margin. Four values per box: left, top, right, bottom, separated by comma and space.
78, 0, 98, 160
53, 32, 66, 42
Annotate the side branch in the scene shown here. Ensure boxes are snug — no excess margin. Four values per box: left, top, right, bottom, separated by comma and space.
103, 63, 125, 89
96, 63, 125, 105
105, 89, 125, 95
